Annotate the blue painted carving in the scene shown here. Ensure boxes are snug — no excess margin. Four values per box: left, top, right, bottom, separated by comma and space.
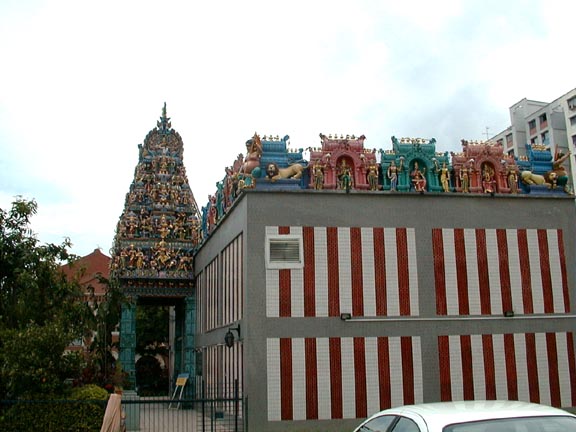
517, 144, 571, 195
526, 143, 553, 174
252, 135, 309, 189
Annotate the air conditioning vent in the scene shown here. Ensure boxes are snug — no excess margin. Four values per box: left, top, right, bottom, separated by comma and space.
266, 234, 303, 269
269, 240, 300, 262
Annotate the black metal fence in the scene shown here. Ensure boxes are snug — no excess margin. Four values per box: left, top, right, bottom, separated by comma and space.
0, 391, 243, 432
196, 379, 243, 432
121, 395, 243, 432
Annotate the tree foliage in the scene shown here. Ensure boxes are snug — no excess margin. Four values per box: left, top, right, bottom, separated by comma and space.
84, 275, 125, 389
0, 198, 93, 398
136, 305, 169, 356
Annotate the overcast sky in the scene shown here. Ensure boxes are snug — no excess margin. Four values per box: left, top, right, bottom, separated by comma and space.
1, 0, 574, 257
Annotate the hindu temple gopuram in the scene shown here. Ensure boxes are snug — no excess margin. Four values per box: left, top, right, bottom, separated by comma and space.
110, 104, 199, 386
110, 100, 576, 432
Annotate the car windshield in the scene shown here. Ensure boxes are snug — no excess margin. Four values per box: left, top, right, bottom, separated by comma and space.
443, 416, 576, 432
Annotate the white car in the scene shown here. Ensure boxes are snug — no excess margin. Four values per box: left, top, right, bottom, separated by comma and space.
354, 400, 576, 432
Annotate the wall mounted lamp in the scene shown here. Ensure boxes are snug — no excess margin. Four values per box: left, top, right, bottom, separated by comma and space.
224, 324, 241, 348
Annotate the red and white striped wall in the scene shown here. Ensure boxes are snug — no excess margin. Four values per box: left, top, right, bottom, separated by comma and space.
438, 332, 576, 407
266, 226, 419, 317
267, 336, 422, 421
433, 228, 569, 315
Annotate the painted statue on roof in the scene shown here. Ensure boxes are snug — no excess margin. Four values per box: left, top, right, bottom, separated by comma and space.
380, 136, 449, 192
451, 140, 516, 194
518, 144, 572, 194
309, 133, 378, 191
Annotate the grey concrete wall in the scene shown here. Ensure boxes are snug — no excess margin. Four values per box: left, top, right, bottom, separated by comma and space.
195, 189, 576, 432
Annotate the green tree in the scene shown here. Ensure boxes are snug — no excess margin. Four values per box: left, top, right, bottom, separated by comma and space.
0, 198, 93, 398
136, 305, 169, 357
85, 275, 124, 389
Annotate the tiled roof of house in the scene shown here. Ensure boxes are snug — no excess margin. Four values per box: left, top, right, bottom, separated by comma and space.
60, 248, 111, 296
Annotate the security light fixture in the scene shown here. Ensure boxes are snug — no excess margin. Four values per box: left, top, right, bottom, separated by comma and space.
224, 324, 241, 348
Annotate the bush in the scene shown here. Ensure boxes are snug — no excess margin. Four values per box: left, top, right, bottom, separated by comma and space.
71, 384, 109, 400
0, 385, 108, 432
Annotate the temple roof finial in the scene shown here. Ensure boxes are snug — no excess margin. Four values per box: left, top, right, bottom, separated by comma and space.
157, 102, 171, 134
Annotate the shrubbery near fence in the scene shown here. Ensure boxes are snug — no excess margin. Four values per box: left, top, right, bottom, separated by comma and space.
0, 385, 108, 432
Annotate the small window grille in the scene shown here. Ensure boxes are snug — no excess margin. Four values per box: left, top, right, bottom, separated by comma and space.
266, 234, 303, 269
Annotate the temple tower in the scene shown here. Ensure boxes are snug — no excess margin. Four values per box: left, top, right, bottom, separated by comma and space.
110, 104, 200, 391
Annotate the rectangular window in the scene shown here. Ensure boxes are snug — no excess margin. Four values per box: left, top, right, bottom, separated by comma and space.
539, 113, 548, 129
506, 133, 513, 146
541, 131, 549, 145
570, 116, 576, 127
528, 119, 537, 136
266, 234, 303, 269
568, 96, 576, 111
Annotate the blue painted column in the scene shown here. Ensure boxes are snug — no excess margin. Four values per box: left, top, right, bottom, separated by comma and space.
183, 295, 196, 396
119, 298, 137, 388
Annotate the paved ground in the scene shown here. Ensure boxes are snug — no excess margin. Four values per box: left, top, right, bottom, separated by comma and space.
123, 397, 242, 432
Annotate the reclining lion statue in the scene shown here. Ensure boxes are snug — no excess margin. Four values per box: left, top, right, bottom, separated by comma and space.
266, 162, 306, 182
521, 170, 558, 188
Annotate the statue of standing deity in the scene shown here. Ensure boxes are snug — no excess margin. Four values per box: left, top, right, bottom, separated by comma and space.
387, 159, 402, 191
436, 161, 450, 192
312, 159, 325, 190
460, 166, 471, 193
367, 163, 379, 191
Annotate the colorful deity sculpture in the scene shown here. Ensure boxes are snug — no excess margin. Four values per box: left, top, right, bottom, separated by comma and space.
380, 137, 448, 192
366, 161, 379, 191
435, 160, 452, 192
240, 133, 262, 175
411, 161, 427, 193
386, 159, 402, 191
309, 134, 377, 191
451, 140, 515, 194
311, 159, 326, 190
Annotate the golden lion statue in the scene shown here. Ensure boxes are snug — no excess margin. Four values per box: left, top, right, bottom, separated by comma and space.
521, 170, 557, 188
266, 162, 305, 182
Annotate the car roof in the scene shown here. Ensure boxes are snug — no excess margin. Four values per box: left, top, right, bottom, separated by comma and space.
368, 400, 576, 429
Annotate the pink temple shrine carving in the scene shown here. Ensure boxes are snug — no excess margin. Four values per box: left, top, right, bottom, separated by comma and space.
308, 134, 378, 191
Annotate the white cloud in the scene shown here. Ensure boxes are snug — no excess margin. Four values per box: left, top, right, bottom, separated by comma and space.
0, 0, 574, 256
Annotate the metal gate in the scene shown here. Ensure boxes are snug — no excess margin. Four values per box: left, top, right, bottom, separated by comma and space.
121, 396, 243, 432
122, 380, 243, 432
0, 390, 243, 432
